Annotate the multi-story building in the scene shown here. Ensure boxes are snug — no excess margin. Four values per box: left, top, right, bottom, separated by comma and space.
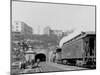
43, 26, 64, 37
51, 30, 63, 36
43, 26, 51, 35
63, 30, 74, 36
12, 21, 33, 34
12, 21, 33, 40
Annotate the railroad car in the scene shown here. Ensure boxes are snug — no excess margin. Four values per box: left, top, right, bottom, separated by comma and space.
59, 31, 96, 68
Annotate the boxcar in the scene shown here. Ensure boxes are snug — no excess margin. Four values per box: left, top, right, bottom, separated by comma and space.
60, 31, 96, 68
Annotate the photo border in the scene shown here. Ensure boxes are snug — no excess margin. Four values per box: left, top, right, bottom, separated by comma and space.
10, 0, 96, 74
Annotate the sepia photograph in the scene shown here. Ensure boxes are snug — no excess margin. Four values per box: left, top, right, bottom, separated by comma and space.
11, 0, 96, 75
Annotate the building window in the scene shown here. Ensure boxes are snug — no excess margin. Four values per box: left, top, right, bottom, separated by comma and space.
16, 22, 18, 25
16, 26, 18, 28
16, 29, 19, 31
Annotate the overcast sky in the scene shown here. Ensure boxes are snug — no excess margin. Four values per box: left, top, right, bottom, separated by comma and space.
12, 1, 95, 34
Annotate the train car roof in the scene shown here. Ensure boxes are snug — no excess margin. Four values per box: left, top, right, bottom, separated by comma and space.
59, 31, 95, 47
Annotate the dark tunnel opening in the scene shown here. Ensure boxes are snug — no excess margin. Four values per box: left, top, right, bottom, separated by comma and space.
35, 53, 46, 62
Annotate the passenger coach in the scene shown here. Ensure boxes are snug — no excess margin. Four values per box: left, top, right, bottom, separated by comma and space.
59, 31, 96, 68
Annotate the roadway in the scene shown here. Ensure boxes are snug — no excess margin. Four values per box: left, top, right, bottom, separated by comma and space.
20, 61, 87, 74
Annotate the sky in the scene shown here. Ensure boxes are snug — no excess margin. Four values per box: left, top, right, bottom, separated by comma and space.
12, 1, 95, 34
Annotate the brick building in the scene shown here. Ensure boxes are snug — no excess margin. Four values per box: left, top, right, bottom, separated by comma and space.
12, 21, 33, 40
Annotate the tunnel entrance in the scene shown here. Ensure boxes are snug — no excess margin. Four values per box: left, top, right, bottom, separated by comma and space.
35, 53, 46, 62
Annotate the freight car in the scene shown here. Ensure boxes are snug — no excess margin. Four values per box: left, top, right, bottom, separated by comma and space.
59, 31, 96, 68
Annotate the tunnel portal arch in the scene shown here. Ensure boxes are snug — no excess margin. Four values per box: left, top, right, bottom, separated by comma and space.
35, 53, 46, 62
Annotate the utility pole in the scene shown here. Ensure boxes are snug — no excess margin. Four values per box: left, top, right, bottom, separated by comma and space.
38, 25, 40, 34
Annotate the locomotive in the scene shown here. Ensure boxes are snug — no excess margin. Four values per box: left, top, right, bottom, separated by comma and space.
59, 31, 96, 68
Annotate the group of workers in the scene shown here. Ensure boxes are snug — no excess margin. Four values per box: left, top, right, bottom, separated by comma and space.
13, 40, 43, 72
20, 58, 43, 72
